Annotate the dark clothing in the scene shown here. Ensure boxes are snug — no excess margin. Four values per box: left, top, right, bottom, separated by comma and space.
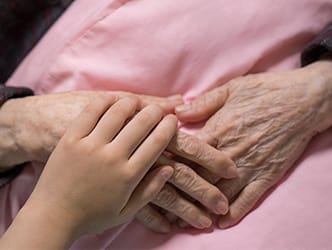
0, 0, 72, 82
302, 23, 332, 66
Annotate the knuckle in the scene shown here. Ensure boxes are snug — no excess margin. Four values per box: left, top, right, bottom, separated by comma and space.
172, 166, 219, 204
176, 204, 194, 219
147, 104, 164, 115
102, 147, 123, 163
143, 104, 163, 119
111, 106, 130, 120
121, 167, 137, 184
153, 185, 178, 208
90, 98, 109, 112
137, 208, 158, 226
181, 135, 202, 157
172, 165, 196, 189
80, 140, 99, 154
211, 154, 234, 176
117, 96, 138, 108
113, 97, 138, 116
215, 152, 231, 166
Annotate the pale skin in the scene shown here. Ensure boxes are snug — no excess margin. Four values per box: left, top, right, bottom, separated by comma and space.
138, 59, 332, 231
0, 96, 181, 249
0, 91, 237, 233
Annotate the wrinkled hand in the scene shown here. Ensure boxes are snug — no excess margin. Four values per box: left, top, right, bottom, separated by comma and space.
136, 131, 237, 233
176, 60, 332, 229
4, 90, 183, 165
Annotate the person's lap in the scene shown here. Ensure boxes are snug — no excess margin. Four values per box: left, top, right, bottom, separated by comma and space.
4, 0, 332, 248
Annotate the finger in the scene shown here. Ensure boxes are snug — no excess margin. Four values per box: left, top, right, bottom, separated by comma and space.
111, 105, 164, 156
89, 97, 138, 143
139, 94, 183, 114
152, 184, 212, 229
121, 166, 173, 215
175, 85, 229, 122
218, 180, 270, 229
113, 91, 183, 113
65, 94, 117, 139
167, 131, 237, 179
158, 155, 229, 215
128, 115, 177, 179
135, 205, 172, 234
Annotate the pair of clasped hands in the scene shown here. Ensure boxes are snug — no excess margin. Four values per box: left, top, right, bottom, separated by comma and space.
3, 61, 332, 250
1, 93, 239, 249
2, 61, 332, 249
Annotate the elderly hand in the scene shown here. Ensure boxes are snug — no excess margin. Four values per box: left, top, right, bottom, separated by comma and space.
0, 90, 183, 167
176, 60, 332, 229
136, 131, 237, 233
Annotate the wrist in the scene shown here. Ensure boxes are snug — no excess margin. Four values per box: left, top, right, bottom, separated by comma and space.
0, 99, 28, 169
25, 197, 81, 241
1, 197, 81, 249
0, 96, 57, 166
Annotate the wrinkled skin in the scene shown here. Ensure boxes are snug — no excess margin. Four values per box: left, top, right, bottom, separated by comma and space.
137, 60, 332, 232
0, 91, 183, 166
178, 60, 332, 228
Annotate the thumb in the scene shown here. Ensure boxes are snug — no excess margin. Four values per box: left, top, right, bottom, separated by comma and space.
175, 85, 229, 123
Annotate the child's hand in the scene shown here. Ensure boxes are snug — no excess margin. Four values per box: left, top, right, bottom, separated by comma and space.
29, 95, 176, 236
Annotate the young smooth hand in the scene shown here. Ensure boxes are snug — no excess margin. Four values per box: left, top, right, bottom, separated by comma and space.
0, 95, 177, 249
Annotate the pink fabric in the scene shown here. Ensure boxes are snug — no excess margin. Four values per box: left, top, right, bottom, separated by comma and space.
2, 0, 332, 249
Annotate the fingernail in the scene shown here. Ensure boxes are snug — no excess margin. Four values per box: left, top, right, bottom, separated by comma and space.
198, 216, 212, 228
167, 94, 182, 101
218, 220, 230, 229
226, 166, 238, 178
175, 104, 191, 113
215, 200, 228, 215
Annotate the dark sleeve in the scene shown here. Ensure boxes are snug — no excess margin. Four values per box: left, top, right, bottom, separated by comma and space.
0, 0, 72, 188
0, 86, 34, 188
301, 23, 332, 66
0, 0, 72, 83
